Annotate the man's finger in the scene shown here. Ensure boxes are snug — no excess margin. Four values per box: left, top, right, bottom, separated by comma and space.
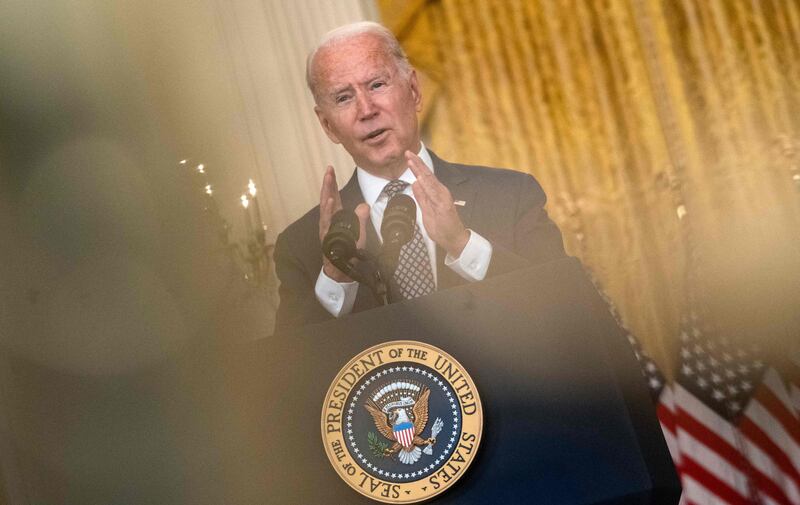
322, 196, 336, 219
405, 151, 436, 202
354, 202, 370, 249
411, 181, 433, 215
319, 166, 332, 200
320, 165, 341, 208
405, 151, 431, 180
319, 165, 342, 240
406, 150, 449, 203
319, 196, 336, 239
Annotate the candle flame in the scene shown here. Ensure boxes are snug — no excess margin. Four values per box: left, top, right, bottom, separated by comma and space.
240, 194, 249, 209
197, 164, 205, 174
205, 184, 213, 196
248, 179, 257, 197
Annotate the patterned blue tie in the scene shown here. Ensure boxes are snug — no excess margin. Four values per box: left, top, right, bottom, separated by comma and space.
381, 180, 435, 299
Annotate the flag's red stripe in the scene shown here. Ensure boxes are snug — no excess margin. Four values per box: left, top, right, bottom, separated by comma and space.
739, 416, 800, 486
676, 406, 746, 471
732, 410, 799, 505
680, 455, 751, 505
755, 386, 800, 447
674, 399, 797, 505
748, 465, 794, 505
673, 405, 795, 504
658, 401, 677, 434
675, 407, 753, 502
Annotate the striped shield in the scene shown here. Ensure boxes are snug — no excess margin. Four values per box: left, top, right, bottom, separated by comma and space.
393, 421, 415, 449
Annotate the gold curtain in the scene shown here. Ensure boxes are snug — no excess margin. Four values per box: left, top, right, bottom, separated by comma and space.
378, 0, 800, 373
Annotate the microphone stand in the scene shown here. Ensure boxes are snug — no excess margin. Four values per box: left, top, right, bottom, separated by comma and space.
327, 250, 389, 306
354, 249, 389, 306
377, 248, 402, 304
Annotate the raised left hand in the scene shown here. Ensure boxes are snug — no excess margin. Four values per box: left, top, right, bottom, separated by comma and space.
406, 150, 469, 257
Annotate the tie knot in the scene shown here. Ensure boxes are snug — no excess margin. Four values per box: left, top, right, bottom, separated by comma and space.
382, 179, 409, 199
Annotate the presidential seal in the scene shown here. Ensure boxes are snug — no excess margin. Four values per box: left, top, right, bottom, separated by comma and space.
321, 341, 483, 503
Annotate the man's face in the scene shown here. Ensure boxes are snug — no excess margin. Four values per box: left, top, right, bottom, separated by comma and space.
312, 33, 421, 178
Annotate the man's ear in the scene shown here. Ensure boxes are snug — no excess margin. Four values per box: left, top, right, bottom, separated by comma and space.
409, 69, 422, 112
315, 105, 341, 144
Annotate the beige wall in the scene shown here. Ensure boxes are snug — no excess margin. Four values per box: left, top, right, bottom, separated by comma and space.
133, 0, 379, 237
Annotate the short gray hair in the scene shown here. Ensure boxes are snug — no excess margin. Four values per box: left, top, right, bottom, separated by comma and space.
306, 21, 412, 102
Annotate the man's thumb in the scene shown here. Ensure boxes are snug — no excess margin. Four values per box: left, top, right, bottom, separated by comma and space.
354, 203, 370, 248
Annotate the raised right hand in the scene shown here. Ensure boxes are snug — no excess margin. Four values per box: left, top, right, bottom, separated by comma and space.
318, 165, 369, 282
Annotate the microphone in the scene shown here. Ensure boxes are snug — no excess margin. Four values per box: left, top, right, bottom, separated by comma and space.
380, 194, 416, 272
322, 208, 389, 305
322, 209, 359, 274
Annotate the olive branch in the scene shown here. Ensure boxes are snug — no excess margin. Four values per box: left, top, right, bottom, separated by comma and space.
367, 431, 389, 457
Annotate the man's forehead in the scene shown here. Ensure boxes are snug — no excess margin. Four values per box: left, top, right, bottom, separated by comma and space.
318, 32, 386, 59
313, 35, 396, 86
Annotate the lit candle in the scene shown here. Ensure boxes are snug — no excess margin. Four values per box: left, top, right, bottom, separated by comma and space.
248, 179, 265, 232
188, 162, 206, 188
241, 194, 253, 236
202, 183, 219, 213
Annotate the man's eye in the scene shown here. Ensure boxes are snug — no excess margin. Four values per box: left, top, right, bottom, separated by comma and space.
371, 81, 386, 90
335, 95, 351, 104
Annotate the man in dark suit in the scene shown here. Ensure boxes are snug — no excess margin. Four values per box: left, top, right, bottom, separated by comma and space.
274, 21, 565, 332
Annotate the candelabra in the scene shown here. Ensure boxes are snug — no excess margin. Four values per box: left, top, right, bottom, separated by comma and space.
181, 159, 278, 309
241, 222, 275, 289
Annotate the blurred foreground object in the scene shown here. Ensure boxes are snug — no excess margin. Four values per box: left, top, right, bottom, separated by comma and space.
0, 0, 277, 503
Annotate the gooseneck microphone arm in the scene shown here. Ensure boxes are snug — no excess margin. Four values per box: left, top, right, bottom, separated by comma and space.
351, 249, 388, 305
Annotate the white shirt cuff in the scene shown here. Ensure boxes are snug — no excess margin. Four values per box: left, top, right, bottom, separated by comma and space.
444, 229, 492, 281
314, 266, 359, 317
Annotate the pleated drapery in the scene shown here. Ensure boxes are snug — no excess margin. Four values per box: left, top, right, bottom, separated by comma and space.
378, 0, 800, 372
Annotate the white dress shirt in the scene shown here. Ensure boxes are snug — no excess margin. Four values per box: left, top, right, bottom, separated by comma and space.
315, 144, 492, 317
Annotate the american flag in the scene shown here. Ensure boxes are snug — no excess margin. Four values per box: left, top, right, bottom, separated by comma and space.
632, 313, 800, 505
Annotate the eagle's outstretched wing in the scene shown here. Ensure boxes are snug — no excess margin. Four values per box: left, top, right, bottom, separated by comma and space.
412, 388, 430, 435
365, 399, 394, 440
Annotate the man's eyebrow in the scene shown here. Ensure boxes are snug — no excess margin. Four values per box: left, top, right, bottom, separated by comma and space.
327, 71, 392, 97
329, 84, 353, 96
362, 71, 390, 84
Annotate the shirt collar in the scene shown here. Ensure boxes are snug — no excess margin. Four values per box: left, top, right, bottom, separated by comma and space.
356, 143, 434, 206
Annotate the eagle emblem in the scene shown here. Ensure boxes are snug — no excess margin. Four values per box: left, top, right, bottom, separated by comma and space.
322, 341, 483, 502
364, 381, 444, 465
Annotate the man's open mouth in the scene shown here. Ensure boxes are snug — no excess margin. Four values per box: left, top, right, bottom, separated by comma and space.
364, 128, 388, 141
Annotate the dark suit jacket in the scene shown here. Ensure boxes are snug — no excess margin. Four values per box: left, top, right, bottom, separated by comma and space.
273, 151, 566, 332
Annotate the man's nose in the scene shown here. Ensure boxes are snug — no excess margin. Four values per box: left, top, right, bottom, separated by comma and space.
355, 91, 378, 120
